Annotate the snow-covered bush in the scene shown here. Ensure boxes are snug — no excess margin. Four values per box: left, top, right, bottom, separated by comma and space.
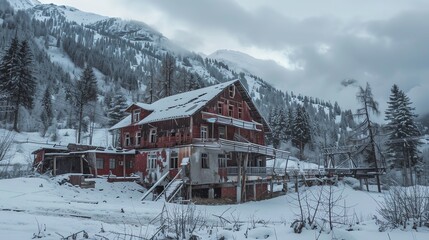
377, 185, 429, 229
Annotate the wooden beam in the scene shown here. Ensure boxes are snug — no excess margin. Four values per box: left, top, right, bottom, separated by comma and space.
53, 156, 57, 176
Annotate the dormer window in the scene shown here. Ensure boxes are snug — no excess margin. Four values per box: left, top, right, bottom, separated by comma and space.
133, 109, 141, 122
229, 85, 235, 98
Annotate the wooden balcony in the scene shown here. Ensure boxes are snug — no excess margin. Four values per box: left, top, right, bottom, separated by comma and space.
192, 138, 290, 158
219, 167, 267, 176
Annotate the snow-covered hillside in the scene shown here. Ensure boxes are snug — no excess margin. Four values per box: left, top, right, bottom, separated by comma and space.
6, 0, 39, 10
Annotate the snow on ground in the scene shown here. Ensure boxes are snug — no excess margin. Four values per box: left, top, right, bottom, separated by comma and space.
0, 175, 428, 239
1, 130, 428, 239
0, 128, 111, 165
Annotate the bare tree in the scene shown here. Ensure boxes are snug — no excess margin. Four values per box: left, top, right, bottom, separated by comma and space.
353, 83, 382, 192
0, 131, 14, 162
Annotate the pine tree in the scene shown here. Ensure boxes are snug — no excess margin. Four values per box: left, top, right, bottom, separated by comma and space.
385, 84, 420, 185
107, 94, 128, 126
40, 87, 53, 137
292, 105, 311, 159
68, 65, 98, 143
0, 38, 36, 132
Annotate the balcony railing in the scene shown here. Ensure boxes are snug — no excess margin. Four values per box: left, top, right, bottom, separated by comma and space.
220, 167, 267, 176
192, 138, 290, 158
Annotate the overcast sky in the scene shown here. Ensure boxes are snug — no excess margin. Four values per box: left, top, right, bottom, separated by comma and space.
39, 0, 429, 116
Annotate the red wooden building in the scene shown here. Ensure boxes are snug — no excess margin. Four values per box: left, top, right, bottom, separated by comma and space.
110, 80, 289, 202
32, 144, 135, 178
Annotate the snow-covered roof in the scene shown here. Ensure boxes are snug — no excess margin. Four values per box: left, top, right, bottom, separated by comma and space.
110, 80, 239, 129
124, 102, 154, 112
109, 115, 131, 130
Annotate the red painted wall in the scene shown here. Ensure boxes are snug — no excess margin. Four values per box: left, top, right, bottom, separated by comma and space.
95, 153, 134, 177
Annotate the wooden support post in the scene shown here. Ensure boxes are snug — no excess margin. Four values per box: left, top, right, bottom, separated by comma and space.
53, 156, 57, 176
80, 156, 84, 174
365, 178, 369, 192
236, 153, 242, 203
253, 181, 256, 201
123, 155, 126, 177
243, 153, 248, 202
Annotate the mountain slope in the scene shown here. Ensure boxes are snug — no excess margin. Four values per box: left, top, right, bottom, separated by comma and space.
0, 0, 354, 160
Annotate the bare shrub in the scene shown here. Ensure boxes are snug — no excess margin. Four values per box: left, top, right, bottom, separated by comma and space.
377, 185, 429, 229
163, 204, 206, 239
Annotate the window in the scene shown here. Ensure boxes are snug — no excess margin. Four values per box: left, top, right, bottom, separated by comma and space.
229, 85, 235, 98
148, 154, 157, 169
126, 160, 134, 169
228, 105, 234, 117
96, 158, 104, 169
218, 154, 228, 168
217, 102, 223, 114
238, 107, 243, 119
170, 151, 179, 169
133, 109, 141, 122
109, 159, 116, 169
200, 126, 208, 139
201, 153, 209, 168
149, 128, 157, 143
218, 126, 225, 139
124, 133, 130, 146
135, 132, 141, 145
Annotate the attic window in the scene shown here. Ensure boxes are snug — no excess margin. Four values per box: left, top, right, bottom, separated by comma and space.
133, 109, 141, 122
229, 85, 235, 98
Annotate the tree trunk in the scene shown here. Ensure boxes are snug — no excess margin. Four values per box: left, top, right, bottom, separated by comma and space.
12, 100, 19, 132
77, 104, 83, 144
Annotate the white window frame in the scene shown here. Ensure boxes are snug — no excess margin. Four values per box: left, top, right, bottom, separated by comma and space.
148, 154, 157, 169
238, 107, 243, 119
135, 132, 141, 146
218, 154, 228, 168
170, 151, 179, 169
109, 158, 116, 169
201, 153, 209, 169
149, 128, 157, 143
200, 126, 208, 139
133, 109, 141, 122
124, 132, 130, 146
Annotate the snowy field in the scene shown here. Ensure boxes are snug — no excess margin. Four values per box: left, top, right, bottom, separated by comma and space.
0, 176, 428, 239
1, 129, 429, 239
